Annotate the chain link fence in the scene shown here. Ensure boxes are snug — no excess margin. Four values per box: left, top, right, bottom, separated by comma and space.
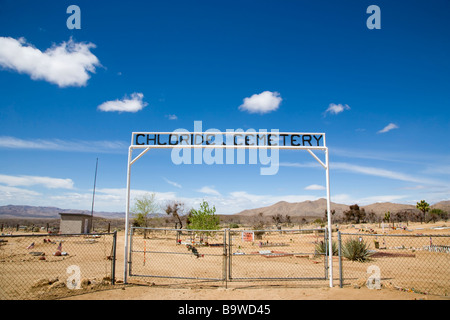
338, 232, 450, 296
129, 227, 227, 281
0, 232, 117, 300
4, 227, 449, 299
228, 228, 328, 282
128, 227, 329, 286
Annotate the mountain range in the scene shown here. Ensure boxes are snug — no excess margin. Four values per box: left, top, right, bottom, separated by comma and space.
0, 205, 124, 219
1, 199, 449, 219
234, 198, 450, 217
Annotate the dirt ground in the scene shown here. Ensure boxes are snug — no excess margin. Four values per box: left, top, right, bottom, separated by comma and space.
62, 282, 448, 300
64, 222, 450, 301
2, 222, 450, 300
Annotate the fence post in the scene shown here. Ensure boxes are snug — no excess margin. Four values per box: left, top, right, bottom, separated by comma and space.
223, 229, 228, 288
324, 227, 328, 279
128, 227, 134, 277
111, 231, 117, 285
338, 231, 343, 288
228, 229, 232, 282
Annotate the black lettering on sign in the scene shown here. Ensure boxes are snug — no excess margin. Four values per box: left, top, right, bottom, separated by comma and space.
146, 134, 157, 145
135, 134, 145, 145
313, 135, 323, 146
169, 134, 178, 145
157, 134, 166, 145
291, 134, 300, 146
179, 134, 190, 145
302, 135, 312, 146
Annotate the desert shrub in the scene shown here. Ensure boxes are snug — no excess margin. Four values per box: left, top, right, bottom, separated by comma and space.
312, 218, 325, 227
314, 240, 338, 256
342, 238, 373, 262
187, 200, 220, 231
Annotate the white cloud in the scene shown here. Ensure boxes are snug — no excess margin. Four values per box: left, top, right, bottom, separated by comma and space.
0, 185, 41, 197
226, 191, 320, 213
423, 165, 450, 175
0, 136, 127, 153
97, 92, 148, 113
356, 194, 409, 205
304, 184, 325, 190
281, 160, 442, 185
164, 178, 182, 188
330, 193, 409, 206
239, 91, 282, 114
323, 103, 350, 116
377, 123, 399, 134
197, 186, 221, 196
0, 37, 100, 87
331, 162, 439, 185
166, 114, 178, 120
86, 188, 179, 211
0, 185, 42, 204
400, 185, 425, 190
279, 162, 321, 168
0, 174, 74, 189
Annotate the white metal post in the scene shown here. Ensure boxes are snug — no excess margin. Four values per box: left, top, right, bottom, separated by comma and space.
123, 147, 133, 284
325, 147, 333, 287
122, 131, 332, 286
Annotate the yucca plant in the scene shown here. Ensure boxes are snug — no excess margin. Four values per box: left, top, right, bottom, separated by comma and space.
314, 240, 338, 256
342, 238, 373, 262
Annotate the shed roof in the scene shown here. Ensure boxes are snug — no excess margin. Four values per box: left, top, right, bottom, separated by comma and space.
59, 213, 92, 218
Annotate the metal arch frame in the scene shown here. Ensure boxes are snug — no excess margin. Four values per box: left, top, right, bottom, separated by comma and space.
123, 131, 333, 287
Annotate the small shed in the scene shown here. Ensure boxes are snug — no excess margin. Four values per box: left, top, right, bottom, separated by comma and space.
59, 213, 92, 234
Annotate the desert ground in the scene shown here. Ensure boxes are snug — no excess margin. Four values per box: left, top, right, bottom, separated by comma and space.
1, 221, 449, 300
65, 223, 450, 300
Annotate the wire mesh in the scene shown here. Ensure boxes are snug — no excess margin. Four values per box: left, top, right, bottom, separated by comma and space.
228, 228, 328, 281
338, 232, 450, 296
0, 232, 117, 300
129, 227, 227, 281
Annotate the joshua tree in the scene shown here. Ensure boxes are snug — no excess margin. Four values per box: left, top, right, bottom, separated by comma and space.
416, 200, 430, 223
343, 204, 366, 224
383, 211, 390, 223
165, 201, 185, 229
323, 209, 336, 224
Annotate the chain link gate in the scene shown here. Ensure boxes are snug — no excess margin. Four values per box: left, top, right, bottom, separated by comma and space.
128, 227, 227, 281
127, 227, 329, 284
228, 228, 328, 281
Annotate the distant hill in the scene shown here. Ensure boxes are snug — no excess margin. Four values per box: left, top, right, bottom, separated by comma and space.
0, 205, 124, 219
433, 200, 450, 213
235, 198, 450, 217
1, 199, 448, 220
236, 199, 348, 217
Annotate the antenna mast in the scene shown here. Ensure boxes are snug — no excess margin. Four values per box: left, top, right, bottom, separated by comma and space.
91, 158, 98, 218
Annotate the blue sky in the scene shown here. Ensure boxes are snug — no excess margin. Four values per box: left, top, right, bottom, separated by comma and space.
0, 0, 449, 214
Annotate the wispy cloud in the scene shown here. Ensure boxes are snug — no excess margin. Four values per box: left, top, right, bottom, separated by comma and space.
422, 165, 450, 175
279, 162, 321, 168
281, 160, 441, 185
377, 123, 399, 133
331, 162, 439, 185
323, 103, 350, 116
0, 37, 100, 87
166, 114, 178, 120
164, 178, 182, 188
0, 136, 127, 153
239, 91, 282, 114
304, 184, 325, 190
332, 193, 410, 205
97, 92, 148, 113
0, 174, 74, 189
197, 186, 221, 196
